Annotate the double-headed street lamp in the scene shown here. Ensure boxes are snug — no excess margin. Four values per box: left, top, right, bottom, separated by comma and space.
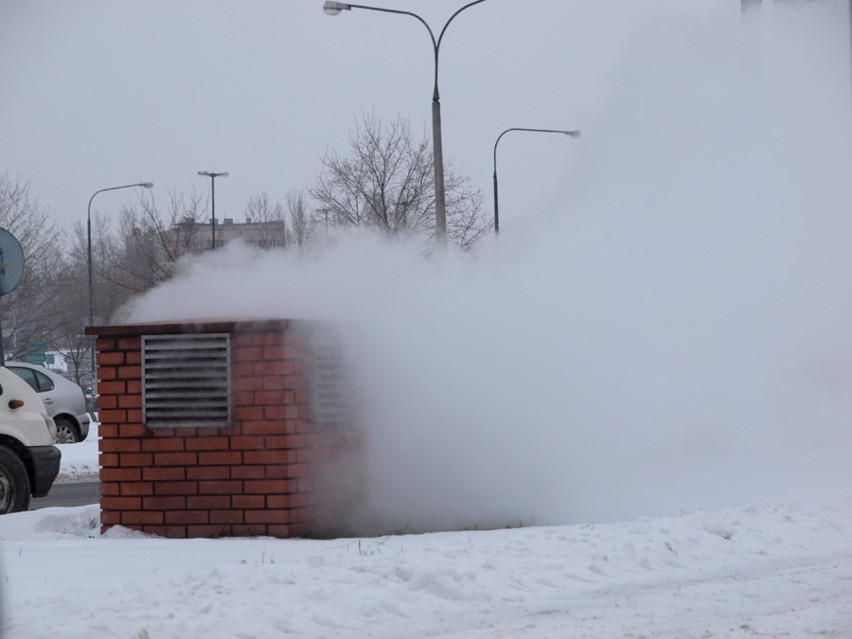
198, 171, 229, 250
492, 127, 581, 234
322, 0, 486, 244
87, 181, 153, 377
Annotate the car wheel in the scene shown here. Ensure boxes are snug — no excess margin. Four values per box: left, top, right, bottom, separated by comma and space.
0, 447, 31, 514
54, 418, 80, 444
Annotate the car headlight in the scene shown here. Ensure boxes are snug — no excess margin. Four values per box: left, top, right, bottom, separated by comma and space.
43, 414, 58, 441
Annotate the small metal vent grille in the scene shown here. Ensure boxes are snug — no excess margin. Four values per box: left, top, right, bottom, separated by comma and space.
142, 333, 231, 428
310, 330, 352, 426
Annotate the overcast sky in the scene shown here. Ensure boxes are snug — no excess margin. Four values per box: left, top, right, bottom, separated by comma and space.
0, 0, 755, 232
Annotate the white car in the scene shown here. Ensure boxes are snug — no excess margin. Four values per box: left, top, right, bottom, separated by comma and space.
6, 362, 91, 444
0, 366, 60, 513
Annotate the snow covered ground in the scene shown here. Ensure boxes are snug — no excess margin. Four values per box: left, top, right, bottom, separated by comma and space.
51, 421, 100, 484
0, 426, 849, 638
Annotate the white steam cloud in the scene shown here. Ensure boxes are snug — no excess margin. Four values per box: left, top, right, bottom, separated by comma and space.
122, 4, 852, 529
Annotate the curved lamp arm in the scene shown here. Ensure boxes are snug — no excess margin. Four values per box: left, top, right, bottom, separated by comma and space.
493, 128, 581, 178
492, 128, 580, 234
322, 0, 486, 100
87, 182, 154, 219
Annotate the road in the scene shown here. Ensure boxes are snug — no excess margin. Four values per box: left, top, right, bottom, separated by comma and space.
31, 481, 99, 510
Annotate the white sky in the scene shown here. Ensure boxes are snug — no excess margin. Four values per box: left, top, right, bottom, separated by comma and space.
0, 0, 745, 230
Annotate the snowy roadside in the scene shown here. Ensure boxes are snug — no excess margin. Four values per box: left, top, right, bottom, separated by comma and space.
0, 493, 850, 638
53, 420, 99, 484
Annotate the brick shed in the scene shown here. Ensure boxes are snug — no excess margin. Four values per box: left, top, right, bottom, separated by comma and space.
86, 319, 364, 539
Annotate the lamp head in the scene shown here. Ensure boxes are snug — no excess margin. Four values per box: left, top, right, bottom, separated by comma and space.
140, 182, 154, 189
564, 130, 581, 139
323, 1, 351, 16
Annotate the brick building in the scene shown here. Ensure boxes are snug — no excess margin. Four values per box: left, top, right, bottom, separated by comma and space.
86, 318, 363, 539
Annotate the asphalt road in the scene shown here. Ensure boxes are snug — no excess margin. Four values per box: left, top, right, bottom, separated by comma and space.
31, 481, 100, 510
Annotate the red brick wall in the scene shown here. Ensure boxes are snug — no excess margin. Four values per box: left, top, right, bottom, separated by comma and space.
90, 320, 362, 539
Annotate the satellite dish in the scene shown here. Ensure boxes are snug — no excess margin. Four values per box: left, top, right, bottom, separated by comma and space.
0, 228, 25, 295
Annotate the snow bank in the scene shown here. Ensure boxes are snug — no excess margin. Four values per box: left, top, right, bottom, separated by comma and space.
54, 421, 99, 483
1, 494, 850, 638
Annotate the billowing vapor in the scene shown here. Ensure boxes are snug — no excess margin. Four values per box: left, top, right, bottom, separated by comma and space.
121, 4, 852, 529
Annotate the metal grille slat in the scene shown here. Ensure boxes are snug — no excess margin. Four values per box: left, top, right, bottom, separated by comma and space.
310, 330, 352, 425
142, 333, 231, 428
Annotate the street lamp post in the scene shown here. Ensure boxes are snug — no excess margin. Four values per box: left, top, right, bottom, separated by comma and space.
492, 127, 581, 234
87, 181, 153, 379
198, 171, 229, 250
322, 0, 486, 244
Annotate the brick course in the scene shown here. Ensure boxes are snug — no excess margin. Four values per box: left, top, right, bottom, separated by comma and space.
87, 319, 362, 539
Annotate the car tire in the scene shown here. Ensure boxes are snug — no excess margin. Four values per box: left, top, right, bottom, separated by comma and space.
54, 417, 80, 444
0, 447, 31, 514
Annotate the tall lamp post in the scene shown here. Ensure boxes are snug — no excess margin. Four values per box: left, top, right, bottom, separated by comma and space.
492, 127, 580, 234
87, 181, 153, 379
198, 171, 229, 250
322, 0, 486, 244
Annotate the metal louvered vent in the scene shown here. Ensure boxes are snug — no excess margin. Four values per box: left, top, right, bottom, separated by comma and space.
142, 333, 231, 428
310, 330, 352, 426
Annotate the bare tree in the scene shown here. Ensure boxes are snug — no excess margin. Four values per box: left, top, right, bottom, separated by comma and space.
243, 192, 289, 248
110, 189, 207, 293
0, 172, 65, 361
286, 190, 313, 247
241, 190, 316, 249
245, 192, 284, 222
48, 264, 91, 386
73, 188, 210, 327
310, 113, 488, 250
